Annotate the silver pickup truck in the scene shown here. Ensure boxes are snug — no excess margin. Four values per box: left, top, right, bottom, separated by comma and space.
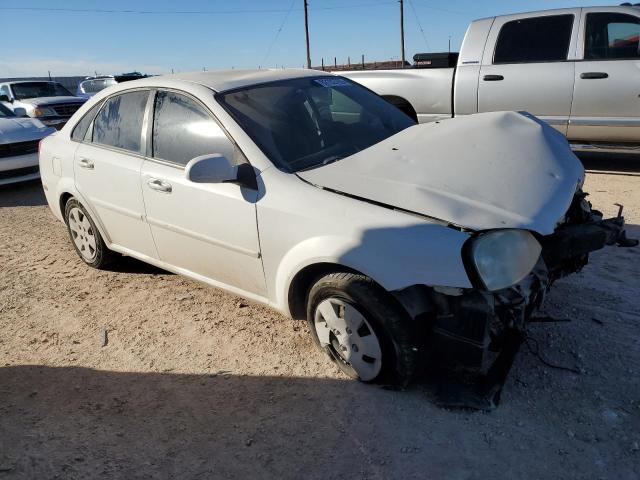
342, 5, 640, 153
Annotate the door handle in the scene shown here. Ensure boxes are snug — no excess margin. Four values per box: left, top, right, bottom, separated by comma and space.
580, 72, 608, 79
78, 158, 94, 169
147, 178, 172, 193
483, 74, 504, 81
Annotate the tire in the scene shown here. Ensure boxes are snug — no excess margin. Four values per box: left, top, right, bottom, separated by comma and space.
306, 272, 419, 387
64, 198, 116, 269
383, 96, 418, 123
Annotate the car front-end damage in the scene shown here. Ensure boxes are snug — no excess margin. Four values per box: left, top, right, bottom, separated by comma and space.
393, 191, 637, 409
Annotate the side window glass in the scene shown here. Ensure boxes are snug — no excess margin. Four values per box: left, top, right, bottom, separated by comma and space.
0, 85, 10, 97
93, 90, 149, 153
71, 101, 103, 142
152, 90, 234, 166
585, 13, 640, 60
320, 89, 363, 124
494, 14, 574, 63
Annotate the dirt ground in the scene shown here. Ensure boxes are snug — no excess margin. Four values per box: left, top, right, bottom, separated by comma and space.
0, 156, 639, 479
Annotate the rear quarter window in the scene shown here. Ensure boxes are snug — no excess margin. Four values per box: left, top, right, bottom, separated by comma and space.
71, 102, 103, 142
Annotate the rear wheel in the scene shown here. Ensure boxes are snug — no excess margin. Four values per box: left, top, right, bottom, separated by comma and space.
64, 198, 116, 268
307, 272, 419, 386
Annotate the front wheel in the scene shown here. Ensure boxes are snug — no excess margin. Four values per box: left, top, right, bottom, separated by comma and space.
307, 272, 419, 386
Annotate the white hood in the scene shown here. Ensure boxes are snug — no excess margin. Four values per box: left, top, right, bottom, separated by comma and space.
19, 96, 85, 106
0, 117, 54, 144
297, 111, 584, 235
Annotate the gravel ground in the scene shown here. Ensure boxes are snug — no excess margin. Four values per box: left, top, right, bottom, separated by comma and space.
0, 162, 639, 479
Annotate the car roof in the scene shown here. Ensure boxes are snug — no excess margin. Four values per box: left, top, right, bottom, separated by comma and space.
115, 69, 330, 93
472, 4, 639, 22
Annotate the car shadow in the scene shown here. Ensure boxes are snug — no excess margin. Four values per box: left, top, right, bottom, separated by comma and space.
0, 180, 47, 207
105, 255, 172, 275
576, 151, 640, 174
0, 366, 442, 479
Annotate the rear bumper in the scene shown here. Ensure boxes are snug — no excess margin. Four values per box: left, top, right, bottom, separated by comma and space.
0, 153, 40, 185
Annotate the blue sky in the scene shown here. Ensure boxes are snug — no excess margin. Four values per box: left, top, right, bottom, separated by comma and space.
1, 0, 608, 76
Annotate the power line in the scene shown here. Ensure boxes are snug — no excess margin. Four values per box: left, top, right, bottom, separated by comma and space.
408, 0, 430, 50
0, 2, 396, 15
262, 0, 297, 66
411, 1, 464, 16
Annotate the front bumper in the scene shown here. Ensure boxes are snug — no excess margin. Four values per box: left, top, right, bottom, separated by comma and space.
0, 153, 40, 186
395, 195, 637, 373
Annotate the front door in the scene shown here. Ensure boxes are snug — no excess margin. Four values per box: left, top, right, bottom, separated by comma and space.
74, 89, 158, 259
140, 89, 266, 297
569, 10, 640, 143
478, 12, 579, 134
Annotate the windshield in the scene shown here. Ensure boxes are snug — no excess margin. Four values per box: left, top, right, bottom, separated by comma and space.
216, 76, 415, 172
81, 78, 117, 94
11, 82, 73, 100
0, 103, 15, 118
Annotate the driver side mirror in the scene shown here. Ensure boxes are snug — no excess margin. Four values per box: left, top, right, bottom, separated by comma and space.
0, 94, 12, 103
186, 154, 238, 184
13, 107, 27, 117
185, 154, 258, 190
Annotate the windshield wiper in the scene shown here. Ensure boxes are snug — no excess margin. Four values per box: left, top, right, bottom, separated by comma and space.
297, 155, 345, 172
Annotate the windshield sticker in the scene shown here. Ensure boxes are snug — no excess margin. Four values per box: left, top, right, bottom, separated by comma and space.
314, 78, 351, 88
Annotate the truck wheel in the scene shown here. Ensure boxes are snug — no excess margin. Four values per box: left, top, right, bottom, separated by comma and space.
307, 272, 419, 386
382, 96, 418, 123
64, 198, 116, 269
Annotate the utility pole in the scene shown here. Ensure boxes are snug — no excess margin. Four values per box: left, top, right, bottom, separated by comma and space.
304, 0, 311, 69
399, 0, 405, 67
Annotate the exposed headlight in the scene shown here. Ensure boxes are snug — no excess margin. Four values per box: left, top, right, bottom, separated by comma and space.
32, 106, 57, 117
466, 229, 541, 291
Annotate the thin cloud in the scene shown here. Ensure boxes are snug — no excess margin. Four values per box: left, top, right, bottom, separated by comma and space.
0, 58, 168, 77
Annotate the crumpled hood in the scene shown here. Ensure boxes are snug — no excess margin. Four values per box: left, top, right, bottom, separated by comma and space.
297, 111, 584, 235
0, 117, 53, 144
19, 96, 85, 106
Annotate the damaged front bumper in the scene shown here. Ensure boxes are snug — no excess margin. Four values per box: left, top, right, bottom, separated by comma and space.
394, 193, 637, 408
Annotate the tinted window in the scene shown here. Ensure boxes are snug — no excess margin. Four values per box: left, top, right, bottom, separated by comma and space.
0, 85, 10, 98
152, 90, 233, 166
10, 82, 73, 100
71, 102, 103, 141
585, 13, 640, 60
494, 15, 574, 63
0, 103, 15, 117
217, 76, 415, 172
81, 78, 117, 94
93, 91, 149, 153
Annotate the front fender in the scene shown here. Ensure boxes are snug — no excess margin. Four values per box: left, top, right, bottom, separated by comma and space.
275, 225, 472, 315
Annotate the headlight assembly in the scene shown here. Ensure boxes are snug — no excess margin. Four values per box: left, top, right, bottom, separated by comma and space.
466, 229, 541, 291
32, 106, 57, 117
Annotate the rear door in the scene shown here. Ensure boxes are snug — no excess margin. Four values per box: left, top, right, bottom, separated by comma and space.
74, 89, 158, 259
140, 89, 266, 296
569, 9, 640, 143
478, 10, 579, 134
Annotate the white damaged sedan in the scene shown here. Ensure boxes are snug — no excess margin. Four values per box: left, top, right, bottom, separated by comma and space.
39, 70, 636, 403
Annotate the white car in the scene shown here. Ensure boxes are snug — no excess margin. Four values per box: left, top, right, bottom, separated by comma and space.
39, 70, 635, 400
0, 103, 55, 185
